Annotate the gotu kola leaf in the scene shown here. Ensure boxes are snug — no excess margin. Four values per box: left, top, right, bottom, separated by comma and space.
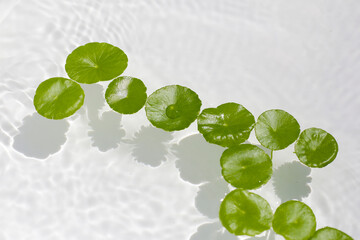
197, 102, 255, 147
34, 77, 85, 119
310, 227, 353, 240
65, 42, 128, 84
220, 144, 272, 189
105, 76, 147, 114
255, 109, 300, 150
145, 85, 201, 131
272, 200, 316, 240
219, 189, 273, 236
295, 128, 338, 168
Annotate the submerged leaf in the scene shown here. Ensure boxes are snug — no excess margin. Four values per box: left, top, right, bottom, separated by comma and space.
145, 85, 201, 131
34, 77, 85, 119
65, 42, 128, 84
197, 102, 255, 147
295, 128, 338, 168
219, 189, 273, 236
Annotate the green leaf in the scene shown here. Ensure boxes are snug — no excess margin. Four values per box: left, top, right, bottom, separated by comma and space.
310, 227, 353, 240
255, 109, 300, 150
220, 144, 272, 189
34, 77, 85, 119
197, 102, 255, 147
273, 200, 316, 240
105, 76, 147, 114
219, 189, 273, 236
145, 85, 201, 131
65, 42, 128, 84
295, 128, 338, 168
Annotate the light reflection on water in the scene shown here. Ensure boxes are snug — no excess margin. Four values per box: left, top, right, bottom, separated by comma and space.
1, 0, 360, 239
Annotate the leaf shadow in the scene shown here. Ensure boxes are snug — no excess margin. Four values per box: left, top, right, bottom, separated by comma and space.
12, 113, 69, 159
173, 134, 235, 240
243, 229, 277, 240
82, 84, 125, 152
88, 111, 126, 152
174, 134, 224, 184
272, 161, 312, 203
126, 125, 173, 167
190, 222, 238, 240
195, 179, 229, 219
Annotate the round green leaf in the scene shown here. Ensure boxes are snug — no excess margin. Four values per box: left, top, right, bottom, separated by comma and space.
65, 42, 128, 84
220, 144, 272, 189
295, 128, 338, 168
197, 102, 255, 147
255, 109, 300, 150
105, 76, 147, 114
145, 85, 202, 131
34, 77, 85, 119
219, 189, 273, 236
310, 227, 353, 240
273, 200, 316, 240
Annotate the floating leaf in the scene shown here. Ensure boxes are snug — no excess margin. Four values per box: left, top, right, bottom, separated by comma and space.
145, 85, 201, 131
295, 128, 338, 168
220, 144, 272, 189
197, 102, 255, 147
34, 77, 85, 119
310, 227, 353, 240
105, 76, 147, 114
273, 200, 316, 240
219, 189, 273, 236
255, 109, 300, 150
65, 42, 128, 84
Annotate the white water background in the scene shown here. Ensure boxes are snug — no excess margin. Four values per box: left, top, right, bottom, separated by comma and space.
0, 0, 359, 239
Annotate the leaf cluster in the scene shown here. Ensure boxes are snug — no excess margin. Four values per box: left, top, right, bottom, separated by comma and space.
33, 42, 352, 239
